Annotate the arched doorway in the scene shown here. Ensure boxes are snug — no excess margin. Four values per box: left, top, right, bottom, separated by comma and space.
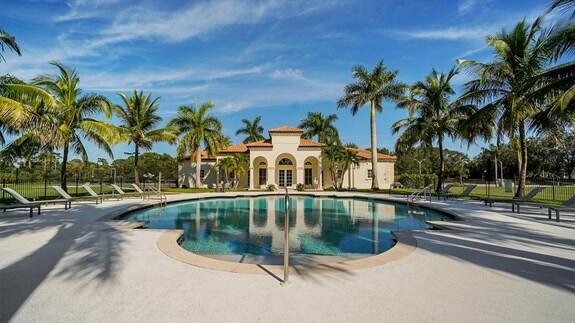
275, 154, 296, 188
303, 156, 320, 189
252, 156, 268, 189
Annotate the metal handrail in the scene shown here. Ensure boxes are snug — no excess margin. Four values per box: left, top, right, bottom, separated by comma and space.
283, 187, 290, 284
408, 184, 433, 203
148, 185, 168, 206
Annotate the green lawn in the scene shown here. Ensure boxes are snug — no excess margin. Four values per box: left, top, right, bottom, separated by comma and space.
3, 182, 572, 206
361, 184, 573, 205
0, 183, 157, 204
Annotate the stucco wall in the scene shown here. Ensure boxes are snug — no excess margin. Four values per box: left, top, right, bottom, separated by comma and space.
179, 160, 217, 188
323, 160, 395, 190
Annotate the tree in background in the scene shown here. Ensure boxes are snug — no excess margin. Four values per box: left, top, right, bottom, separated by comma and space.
459, 18, 575, 197
235, 116, 265, 143
338, 60, 407, 190
322, 144, 359, 190
114, 91, 177, 185
1, 62, 117, 191
0, 27, 21, 62
393, 67, 476, 192
216, 154, 248, 189
169, 101, 224, 188
298, 112, 340, 144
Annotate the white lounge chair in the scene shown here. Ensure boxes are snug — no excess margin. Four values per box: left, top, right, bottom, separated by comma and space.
437, 184, 454, 200
110, 184, 144, 200
132, 183, 167, 204
547, 196, 575, 222
1, 188, 70, 216
510, 187, 546, 212
51, 185, 101, 205
82, 184, 118, 202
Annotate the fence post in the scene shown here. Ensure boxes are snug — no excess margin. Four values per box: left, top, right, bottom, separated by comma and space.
44, 171, 48, 200
552, 176, 556, 201
99, 175, 103, 194
75, 172, 79, 197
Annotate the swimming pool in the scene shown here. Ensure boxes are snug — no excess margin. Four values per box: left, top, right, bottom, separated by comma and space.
126, 195, 450, 262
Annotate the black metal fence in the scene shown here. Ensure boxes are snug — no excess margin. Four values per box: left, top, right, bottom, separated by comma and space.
1, 170, 178, 203
445, 177, 575, 203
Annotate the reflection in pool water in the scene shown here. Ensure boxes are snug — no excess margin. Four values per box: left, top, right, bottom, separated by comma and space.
127, 196, 450, 258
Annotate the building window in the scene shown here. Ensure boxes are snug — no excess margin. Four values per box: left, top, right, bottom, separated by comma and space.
305, 168, 313, 185
278, 158, 293, 165
368, 169, 373, 178
259, 168, 267, 186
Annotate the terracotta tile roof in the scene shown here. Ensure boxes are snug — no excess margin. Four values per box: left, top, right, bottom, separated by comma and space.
268, 126, 304, 133
299, 138, 325, 147
181, 151, 216, 160
245, 139, 273, 147
219, 143, 248, 153
348, 148, 396, 162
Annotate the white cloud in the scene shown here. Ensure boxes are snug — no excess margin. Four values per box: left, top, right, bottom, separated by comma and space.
99, 0, 338, 45
458, 0, 494, 15
55, 0, 123, 22
271, 68, 305, 80
393, 26, 494, 40
80, 65, 267, 92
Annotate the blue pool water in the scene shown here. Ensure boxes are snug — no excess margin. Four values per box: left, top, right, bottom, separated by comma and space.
126, 196, 450, 257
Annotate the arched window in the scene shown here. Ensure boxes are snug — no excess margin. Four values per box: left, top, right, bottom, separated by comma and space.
305, 161, 312, 168
278, 158, 293, 165
259, 161, 266, 167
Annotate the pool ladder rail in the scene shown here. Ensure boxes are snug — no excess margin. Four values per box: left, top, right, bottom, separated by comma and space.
408, 184, 433, 204
282, 187, 290, 285
147, 185, 168, 206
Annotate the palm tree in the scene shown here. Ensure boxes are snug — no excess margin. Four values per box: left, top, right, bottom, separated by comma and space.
459, 18, 575, 197
337, 60, 407, 190
0, 27, 21, 62
392, 67, 477, 192
168, 101, 224, 188
114, 91, 177, 185
298, 112, 340, 144
322, 144, 359, 190
0, 76, 61, 147
235, 116, 264, 143
550, 0, 575, 17
2, 62, 117, 191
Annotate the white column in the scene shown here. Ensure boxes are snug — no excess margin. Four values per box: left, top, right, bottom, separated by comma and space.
296, 166, 304, 188
318, 161, 323, 190
249, 167, 254, 190
268, 167, 275, 188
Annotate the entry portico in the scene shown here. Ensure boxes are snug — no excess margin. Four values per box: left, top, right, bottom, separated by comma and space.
247, 127, 323, 189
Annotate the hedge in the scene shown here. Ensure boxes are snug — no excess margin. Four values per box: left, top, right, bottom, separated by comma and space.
397, 173, 438, 188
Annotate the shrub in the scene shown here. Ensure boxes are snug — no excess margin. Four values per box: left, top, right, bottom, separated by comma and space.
397, 173, 438, 188
296, 183, 305, 191
267, 184, 277, 191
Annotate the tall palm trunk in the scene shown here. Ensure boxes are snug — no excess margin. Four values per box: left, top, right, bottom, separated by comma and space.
516, 124, 528, 198
134, 145, 140, 185
195, 148, 202, 188
60, 143, 69, 191
370, 101, 379, 190
437, 137, 444, 193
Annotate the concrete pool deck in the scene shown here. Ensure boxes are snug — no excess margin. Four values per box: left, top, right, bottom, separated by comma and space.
1, 191, 574, 322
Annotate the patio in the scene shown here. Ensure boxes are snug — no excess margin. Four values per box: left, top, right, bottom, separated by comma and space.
1, 192, 574, 323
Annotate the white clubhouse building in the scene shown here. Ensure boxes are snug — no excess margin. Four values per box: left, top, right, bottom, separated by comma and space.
179, 126, 396, 190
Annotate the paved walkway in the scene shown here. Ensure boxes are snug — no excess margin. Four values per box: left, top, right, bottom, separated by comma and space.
1, 192, 574, 323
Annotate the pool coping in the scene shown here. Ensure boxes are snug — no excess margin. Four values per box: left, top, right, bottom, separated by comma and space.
101, 192, 462, 275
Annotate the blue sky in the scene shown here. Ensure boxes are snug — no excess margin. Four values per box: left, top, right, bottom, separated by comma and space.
0, 0, 558, 161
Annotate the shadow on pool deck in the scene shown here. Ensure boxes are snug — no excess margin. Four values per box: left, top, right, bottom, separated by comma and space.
415, 218, 575, 293
0, 204, 127, 322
